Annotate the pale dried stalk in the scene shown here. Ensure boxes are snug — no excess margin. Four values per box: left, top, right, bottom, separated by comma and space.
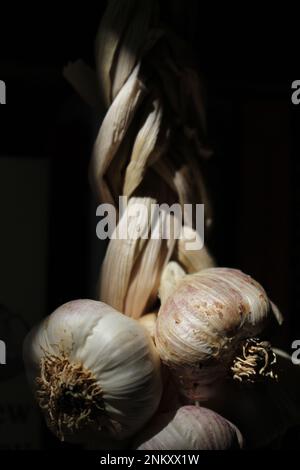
125, 237, 166, 317
99, 197, 154, 313
123, 98, 165, 197
176, 225, 215, 274
105, 96, 168, 204
105, 125, 135, 207
125, 210, 178, 318
111, 0, 154, 101
91, 1, 213, 316
95, 0, 136, 106
89, 65, 145, 204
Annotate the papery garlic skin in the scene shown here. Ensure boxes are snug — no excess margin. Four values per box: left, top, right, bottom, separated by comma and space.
155, 268, 278, 400
135, 406, 243, 450
23, 299, 162, 442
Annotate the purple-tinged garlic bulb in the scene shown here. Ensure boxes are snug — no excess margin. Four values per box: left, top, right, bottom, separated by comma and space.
155, 268, 280, 400
135, 406, 243, 450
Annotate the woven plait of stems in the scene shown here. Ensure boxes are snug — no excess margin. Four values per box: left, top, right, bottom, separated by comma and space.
64, 0, 215, 318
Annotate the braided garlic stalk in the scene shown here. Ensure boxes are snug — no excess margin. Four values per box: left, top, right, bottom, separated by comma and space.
64, 0, 215, 318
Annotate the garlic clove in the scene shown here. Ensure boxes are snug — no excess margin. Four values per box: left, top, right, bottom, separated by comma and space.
134, 406, 243, 450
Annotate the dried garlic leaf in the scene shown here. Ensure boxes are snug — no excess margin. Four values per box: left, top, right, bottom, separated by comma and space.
123, 99, 165, 197
111, 0, 154, 101
90, 65, 146, 203
176, 225, 215, 274
124, 210, 177, 318
99, 197, 154, 312
95, 0, 136, 106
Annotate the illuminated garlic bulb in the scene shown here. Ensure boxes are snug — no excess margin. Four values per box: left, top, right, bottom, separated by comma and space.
135, 406, 243, 450
155, 268, 281, 400
23, 300, 162, 442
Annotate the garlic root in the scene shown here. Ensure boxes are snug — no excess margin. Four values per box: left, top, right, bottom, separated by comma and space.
231, 338, 278, 384
36, 352, 107, 441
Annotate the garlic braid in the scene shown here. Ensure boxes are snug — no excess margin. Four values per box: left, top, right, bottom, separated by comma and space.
65, 0, 215, 318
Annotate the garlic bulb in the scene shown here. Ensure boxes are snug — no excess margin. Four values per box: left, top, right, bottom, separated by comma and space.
135, 406, 243, 450
23, 299, 162, 442
155, 268, 280, 400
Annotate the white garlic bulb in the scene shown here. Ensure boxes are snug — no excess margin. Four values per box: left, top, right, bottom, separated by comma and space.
135, 406, 243, 450
155, 268, 280, 400
23, 299, 162, 442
